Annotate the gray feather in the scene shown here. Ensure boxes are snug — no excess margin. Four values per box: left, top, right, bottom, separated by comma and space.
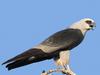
36, 28, 84, 53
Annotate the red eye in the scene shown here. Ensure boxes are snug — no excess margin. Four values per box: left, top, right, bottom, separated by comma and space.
85, 20, 92, 24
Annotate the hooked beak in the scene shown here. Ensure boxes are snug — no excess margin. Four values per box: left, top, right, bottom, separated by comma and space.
87, 22, 96, 30
90, 22, 96, 30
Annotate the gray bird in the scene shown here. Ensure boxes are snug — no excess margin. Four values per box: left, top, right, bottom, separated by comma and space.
2, 18, 96, 73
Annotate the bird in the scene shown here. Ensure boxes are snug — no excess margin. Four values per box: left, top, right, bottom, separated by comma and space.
2, 18, 96, 72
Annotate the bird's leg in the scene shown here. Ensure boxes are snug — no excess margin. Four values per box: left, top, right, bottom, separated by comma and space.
60, 61, 67, 70
63, 65, 67, 70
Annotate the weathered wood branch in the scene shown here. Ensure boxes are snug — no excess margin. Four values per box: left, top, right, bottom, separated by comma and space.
41, 68, 76, 75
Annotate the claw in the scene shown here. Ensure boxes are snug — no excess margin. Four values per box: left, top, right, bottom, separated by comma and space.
66, 65, 76, 75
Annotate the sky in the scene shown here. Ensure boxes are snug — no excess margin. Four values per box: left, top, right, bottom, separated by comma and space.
0, 0, 100, 75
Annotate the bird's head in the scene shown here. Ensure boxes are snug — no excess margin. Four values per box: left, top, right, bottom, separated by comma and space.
79, 18, 96, 30
69, 18, 96, 34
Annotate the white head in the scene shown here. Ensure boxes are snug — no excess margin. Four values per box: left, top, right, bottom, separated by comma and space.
69, 18, 96, 35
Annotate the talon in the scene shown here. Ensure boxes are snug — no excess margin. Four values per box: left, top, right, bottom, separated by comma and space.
66, 65, 76, 75
67, 71, 76, 75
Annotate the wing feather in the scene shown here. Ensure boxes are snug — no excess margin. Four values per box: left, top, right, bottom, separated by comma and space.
36, 28, 84, 53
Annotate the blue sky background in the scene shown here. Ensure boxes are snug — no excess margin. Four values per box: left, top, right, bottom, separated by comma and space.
0, 0, 100, 75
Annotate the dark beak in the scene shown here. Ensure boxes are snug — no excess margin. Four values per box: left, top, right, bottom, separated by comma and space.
90, 22, 96, 30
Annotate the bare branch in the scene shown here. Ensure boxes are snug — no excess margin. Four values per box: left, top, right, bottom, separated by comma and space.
41, 68, 76, 75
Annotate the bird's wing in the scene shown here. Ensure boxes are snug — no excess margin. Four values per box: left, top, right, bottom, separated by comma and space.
36, 28, 84, 53
2, 48, 58, 70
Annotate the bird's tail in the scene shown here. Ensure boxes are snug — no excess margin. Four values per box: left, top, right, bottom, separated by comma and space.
2, 48, 54, 70
4, 57, 33, 70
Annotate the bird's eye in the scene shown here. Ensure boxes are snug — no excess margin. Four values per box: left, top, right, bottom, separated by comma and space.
85, 20, 92, 25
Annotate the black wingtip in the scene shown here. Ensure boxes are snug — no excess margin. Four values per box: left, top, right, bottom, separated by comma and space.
2, 63, 4, 65
2, 59, 14, 65
7, 67, 12, 71
2, 63, 12, 71
2, 61, 8, 65
6, 64, 12, 71
2, 62, 6, 65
